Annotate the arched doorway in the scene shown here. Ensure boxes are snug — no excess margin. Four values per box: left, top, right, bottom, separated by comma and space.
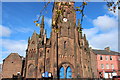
59, 66, 64, 78
66, 66, 72, 78
28, 64, 35, 77
59, 66, 72, 78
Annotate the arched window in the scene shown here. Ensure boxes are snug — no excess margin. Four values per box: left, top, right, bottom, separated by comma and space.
59, 66, 64, 78
68, 27, 70, 36
66, 66, 72, 78
28, 64, 35, 77
64, 41, 66, 49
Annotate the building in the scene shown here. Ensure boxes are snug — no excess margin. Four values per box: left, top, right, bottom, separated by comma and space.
23, 2, 98, 78
2, 2, 98, 79
93, 47, 120, 78
90, 48, 98, 78
2, 53, 24, 78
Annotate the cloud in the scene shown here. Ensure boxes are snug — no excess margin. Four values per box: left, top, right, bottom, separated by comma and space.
83, 14, 118, 52
89, 29, 118, 51
0, 25, 11, 37
93, 15, 118, 32
35, 15, 52, 28
14, 27, 33, 33
0, 39, 27, 59
83, 27, 99, 39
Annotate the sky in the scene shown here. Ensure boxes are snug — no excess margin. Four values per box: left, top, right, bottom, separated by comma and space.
0, 2, 119, 63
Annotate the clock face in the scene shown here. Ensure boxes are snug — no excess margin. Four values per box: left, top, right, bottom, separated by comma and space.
63, 18, 68, 22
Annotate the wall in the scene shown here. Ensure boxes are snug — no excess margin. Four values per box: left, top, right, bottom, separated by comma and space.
97, 54, 119, 78
2, 53, 23, 78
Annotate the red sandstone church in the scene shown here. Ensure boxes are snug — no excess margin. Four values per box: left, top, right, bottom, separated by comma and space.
1, 2, 120, 79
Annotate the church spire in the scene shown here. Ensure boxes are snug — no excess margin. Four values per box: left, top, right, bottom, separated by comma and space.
40, 16, 45, 37
83, 34, 86, 40
41, 16, 44, 28
28, 37, 30, 43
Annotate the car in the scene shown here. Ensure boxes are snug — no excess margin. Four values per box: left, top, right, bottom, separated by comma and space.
112, 76, 120, 80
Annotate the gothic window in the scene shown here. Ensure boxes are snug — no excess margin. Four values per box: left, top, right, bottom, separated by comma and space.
31, 53, 33, 58
68, 27, 70, 36
40, 51, 43, 57
63, 10, 67, 18
59, 66, 72, 78
28, 64, 35, 77
32, 41, 35, 44
64, 41, 66, 49
46, 58, 50, 65
59, 66, 64, 78
66, 66, 72, 78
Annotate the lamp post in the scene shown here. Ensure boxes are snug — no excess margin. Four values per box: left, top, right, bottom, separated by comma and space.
55, 27, 59, 79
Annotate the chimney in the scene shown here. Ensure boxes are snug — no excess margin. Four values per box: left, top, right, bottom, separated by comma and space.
89, 47, 92, 51
104, 47, 110, 52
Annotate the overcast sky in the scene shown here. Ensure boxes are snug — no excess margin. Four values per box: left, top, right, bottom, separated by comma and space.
0, 2, 118, 63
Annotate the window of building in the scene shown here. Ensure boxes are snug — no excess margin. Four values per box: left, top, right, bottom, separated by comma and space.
105, 56, 108, 60
118, 56, 120, 61
110, 56, 112, 60
101, 64, 104, 69
68, 27, 70, 36
106, 64, 109, 69
111, 64, 114, 69
66, 66, 72, 78
59, 66, 72, 78
59, 66, 64, 78
64, 41, 66, 49
100, 56, 102, 60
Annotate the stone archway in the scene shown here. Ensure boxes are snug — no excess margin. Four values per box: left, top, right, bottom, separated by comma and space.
58, 62, 74, 78
28, 64, 35, 78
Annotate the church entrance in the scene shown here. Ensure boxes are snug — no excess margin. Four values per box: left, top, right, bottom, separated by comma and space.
59, 66, 72, 78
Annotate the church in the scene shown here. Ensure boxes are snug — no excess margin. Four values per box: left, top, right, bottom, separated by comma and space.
2, 2, 98, 79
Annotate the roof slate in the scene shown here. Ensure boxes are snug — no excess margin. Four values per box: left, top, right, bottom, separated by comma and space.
92, 49, 120, 55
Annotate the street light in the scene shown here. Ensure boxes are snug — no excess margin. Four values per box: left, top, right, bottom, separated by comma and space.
42, 72, 52, 78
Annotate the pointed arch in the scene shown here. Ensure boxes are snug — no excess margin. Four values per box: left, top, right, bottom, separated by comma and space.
28, 64, 35, 77
64, 41, 66, 49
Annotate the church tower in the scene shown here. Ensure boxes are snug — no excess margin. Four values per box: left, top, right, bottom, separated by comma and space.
52, 2, 76, 38
50, 2, 93, 78
24, 2, 97, 79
